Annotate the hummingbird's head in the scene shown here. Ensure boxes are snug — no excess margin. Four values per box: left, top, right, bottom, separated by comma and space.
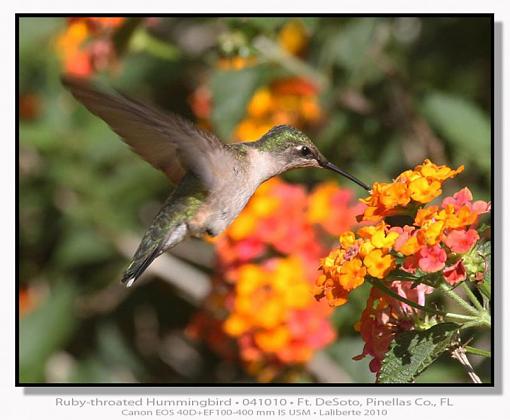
254, 125, 370, 190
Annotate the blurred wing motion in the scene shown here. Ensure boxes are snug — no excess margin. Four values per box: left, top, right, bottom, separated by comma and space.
61, 75, 227, 188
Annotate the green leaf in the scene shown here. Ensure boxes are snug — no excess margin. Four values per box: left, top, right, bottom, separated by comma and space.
210, 66, 266, 139
328, 18, 383, 86
129, 29, 181, 61
414, 354, 464, 383
55, 227, 114, 268
19, 282, 77, 383
421, 92, 491, 172
378, 323, 459, 384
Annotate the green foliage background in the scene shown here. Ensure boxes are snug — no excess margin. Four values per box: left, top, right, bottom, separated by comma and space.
19, 17, 491, 383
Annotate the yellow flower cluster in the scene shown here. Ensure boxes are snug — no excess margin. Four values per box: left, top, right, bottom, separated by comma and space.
224, 258, 315, 360
314, 222, 398, 306
361, 159, 464, 221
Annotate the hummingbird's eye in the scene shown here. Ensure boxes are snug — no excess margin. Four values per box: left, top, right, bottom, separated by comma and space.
299, 146, 312, 157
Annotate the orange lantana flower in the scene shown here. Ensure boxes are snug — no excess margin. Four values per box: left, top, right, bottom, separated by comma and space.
360, 159, 464, 222
315, 160, 475, 308
363, 250, 395, 279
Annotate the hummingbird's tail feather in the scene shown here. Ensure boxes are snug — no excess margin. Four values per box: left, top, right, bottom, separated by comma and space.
122, 246, 161, 287
121, 222, 188, 287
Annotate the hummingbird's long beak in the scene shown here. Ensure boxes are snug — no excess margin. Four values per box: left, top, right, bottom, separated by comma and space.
321, 160, 370, 191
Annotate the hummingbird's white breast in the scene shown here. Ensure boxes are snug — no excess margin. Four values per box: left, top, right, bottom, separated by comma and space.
188, 148, 280, 237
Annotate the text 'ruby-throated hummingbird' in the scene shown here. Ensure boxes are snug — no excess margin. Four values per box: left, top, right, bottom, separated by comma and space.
62, 76, 369, 287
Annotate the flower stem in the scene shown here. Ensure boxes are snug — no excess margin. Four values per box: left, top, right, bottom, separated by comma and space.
464, 346, 491, 358
461, 282, 484, 312
439, 283, 480, 316
459, 319, 491, 330
367, 277, 446, 320
367, 278, 485, 327
444, 313, 480, 322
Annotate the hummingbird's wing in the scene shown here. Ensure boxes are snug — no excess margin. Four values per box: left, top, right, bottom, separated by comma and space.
61, 76, 228, 189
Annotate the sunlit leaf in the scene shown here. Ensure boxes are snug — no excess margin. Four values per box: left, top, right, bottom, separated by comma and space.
378, 323, 459, 383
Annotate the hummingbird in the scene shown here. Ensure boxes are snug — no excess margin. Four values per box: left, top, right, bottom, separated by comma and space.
62, 76, 369, 287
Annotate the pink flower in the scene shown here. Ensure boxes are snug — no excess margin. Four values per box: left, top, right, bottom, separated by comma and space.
393, 281, 434, 310
442, 187, 473, 209
442, 187, 490, 215
472, 200, 491, 214
418, 244, 447, 272
443, 260, 467, 285
443, 228, 479, 254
